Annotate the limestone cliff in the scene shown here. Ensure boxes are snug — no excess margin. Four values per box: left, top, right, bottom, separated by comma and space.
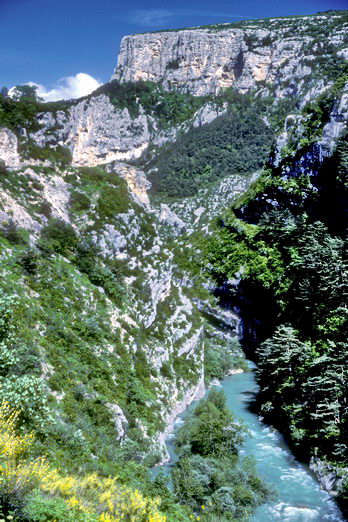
10, 94, 224, 169
2, 12, 345, 178
113, 12, 347, 96
0, 128, 20, 166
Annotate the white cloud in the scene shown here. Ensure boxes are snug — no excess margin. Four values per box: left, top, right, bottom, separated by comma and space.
126, 8, 249, 27
11, 73, 102, 102
128, 8, 178, 26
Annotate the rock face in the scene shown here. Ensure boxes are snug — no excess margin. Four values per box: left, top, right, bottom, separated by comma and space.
319, 85, 348, 157
29, 95, 228, 167
0, 128, 20, 167
272, 82, 348, 170
114, 28, 248, 96
113, 13, 347, 96
106, 161, 151, 206
310, 458, 347, 498
165, 172, 256, 230
19, 12, 346, 172
31, 95, 153, 166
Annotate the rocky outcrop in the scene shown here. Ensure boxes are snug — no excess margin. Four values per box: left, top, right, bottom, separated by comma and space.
113, 13, 347, 97
29, 95, 229, 169
319, 84, 348, 157
0, 166, 71, 234
310, 458, 347, 498
165, 172, 255, 230
106, 162, 151, 206
31, 95, 153, 166
0, 128, 20, 167
156, 374, 206, 463
273, 81, 348, 169
107, 403, 129, 441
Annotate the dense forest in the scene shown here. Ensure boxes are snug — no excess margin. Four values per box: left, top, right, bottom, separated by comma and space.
148, 92, 275, 198
204, 136, 348, 505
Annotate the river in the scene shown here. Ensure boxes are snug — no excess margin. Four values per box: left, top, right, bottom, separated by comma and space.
157, 366, 344, 521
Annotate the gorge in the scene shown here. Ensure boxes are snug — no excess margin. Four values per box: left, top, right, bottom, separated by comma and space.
0, 8, 347, 521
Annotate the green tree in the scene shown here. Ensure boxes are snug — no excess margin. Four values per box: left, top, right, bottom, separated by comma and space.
10, 84, 42, 102
175, 389, 246, 458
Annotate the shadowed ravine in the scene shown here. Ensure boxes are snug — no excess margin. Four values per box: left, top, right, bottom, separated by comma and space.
157, 365, 344, 521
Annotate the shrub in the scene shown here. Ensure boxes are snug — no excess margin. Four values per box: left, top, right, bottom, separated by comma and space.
0, 376, 52, 430
38, 219, 78, 256
204, 337, 246, 382
0, 160, 7, 176
23, 494, 82, 522
0, 222, 29, 245
175, 389, 246, 458
160, 361, 173, 379
0, 291, 50, 432
0, 401, 166, 521
211, 486, 236, 515
0, 92, 42, 133
0, 401, 49, 511
69, 191, 90, 213
262, 35, 273, 46
166, 59, 180, 70
23, 143, 72, 165
74, 242, 126, 305
37, 201, 52, 219
96, 185, 129, 218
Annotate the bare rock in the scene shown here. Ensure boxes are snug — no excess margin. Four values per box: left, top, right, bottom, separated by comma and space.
0, 128, 21, 167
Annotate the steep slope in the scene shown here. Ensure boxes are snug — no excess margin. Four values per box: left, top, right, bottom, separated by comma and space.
0, 160, 212, 469
203, 80, 348, 507
0, 82, 222, 168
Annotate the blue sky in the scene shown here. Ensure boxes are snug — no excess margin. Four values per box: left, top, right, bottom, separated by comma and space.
0, 0, 346, 95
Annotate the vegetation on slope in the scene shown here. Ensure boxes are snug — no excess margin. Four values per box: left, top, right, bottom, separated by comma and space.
90, 80, 207, 128
0, 164, 269, 520
0, 79, 208, 160
0, 401, 168, 521
0, 158, 256, 519
147, 9, 348, 33
1, 12, 347, 517
1, 79, 203, 132
0, 85, 70, 131
0, 182, 191, 519
0, 163, 172, 469
147, 91, 275, 198
203, 135, 348, 500
0, 269, 203, 520
0, 85, 72, 164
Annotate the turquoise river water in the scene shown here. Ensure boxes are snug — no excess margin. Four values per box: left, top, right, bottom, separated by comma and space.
157, 366, 344, 521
